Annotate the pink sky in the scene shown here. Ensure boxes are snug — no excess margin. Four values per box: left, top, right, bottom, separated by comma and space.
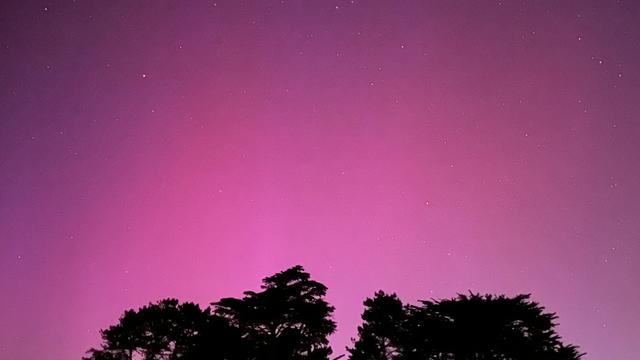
1, 1, 639, 359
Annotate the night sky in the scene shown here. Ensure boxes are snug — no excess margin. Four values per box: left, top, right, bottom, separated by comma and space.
1, 1, 639, 359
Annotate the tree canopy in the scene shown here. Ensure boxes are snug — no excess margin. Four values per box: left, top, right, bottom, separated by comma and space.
84, 299, 241, 360
213, 265, 336, 360
347, 291, 405, 360
85, 266, 335, 360
85, 266, 582, 360
348, 292, 583, 360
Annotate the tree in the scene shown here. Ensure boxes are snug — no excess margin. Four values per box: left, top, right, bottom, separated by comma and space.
84, 267, 584, 360
348, 291, 405, 360
84, 299, 241, 360
349, 293, 583, 360
213, 265, 337, 360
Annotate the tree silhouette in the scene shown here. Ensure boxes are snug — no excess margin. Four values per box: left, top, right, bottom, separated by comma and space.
349, 292, 583, 360
85, 267, 583, 360
348, 291, 405, 360
213, 265, 337, 360
83, 299, 241, 360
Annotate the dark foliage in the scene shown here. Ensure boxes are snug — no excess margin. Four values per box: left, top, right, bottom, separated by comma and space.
83, 299, 241, 360
85, 266, 335, 360
348, 292, 584, 360
347, 291, 405, 360
213, 265, 337, 360
85, 267, 583, 360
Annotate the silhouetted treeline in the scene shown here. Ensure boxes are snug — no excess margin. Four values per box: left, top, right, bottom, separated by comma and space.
85, 266, 583, 360
348, 291, 583, 360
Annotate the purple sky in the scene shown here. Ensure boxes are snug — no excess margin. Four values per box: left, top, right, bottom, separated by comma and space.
1, 1, 639, 359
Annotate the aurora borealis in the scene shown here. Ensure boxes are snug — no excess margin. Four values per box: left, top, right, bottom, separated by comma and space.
1, 1, 639, 359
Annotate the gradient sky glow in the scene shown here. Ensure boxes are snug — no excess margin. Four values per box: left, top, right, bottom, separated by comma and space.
1, 1, 639, 359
